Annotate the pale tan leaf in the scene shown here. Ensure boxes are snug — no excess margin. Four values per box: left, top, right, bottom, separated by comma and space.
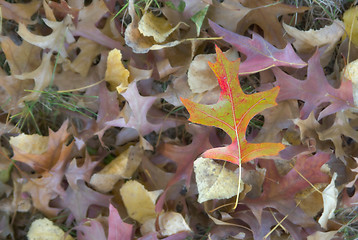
0, 0, 41, 24
188, 49, 238, 93
15, 52, 53, 103
194, 157, 243, 203
65, 37, 103, 77
141, 212, 191, 237
318, 173, 338, 229
283, 20, 344, 66
18, 15, 75, 57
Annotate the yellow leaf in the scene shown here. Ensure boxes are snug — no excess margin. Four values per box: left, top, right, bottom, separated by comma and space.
120, 180, 162, 223
343, 6, 358, 46
105, 48, 130, 93
27, 218, 74, 240
9, 133, 48, 155
90, 145, 142, 193
138, 11, 184, 43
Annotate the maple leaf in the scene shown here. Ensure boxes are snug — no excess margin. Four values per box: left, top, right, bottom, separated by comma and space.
244, 152, 331, 227
273, 49, 354, 120
209, 21, 307, 75
181, 46, 285, 165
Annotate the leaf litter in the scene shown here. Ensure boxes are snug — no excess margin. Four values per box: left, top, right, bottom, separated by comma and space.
0, 0, 358, 239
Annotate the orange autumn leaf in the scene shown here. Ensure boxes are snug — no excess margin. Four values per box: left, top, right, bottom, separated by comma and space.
181, 46, 284, 164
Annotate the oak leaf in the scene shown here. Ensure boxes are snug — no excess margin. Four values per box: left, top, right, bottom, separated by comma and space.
108, 204, 133, 240
237, 0, 309, 48
10, 120, 71, 173
244, 153, 331, 227
18, 15, 75, 57
210, 21, 307, 75
283, 20, 345, 66
181, 46, 285, 165
273, 50, 354, 120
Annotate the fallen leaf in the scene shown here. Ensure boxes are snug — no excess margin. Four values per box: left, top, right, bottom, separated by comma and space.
138, 11, 186, 43
237, 0, 309, 48
14, 52, 53, 103
342, 58, 358, 106
0, 0, 41, 24
187, 49, 238, 93
10, 120, 70, 172
283, 20, 345, 66
90, 144, 142, 193
207, 0, 251, 32
0, 36, 41, 75
75, 219, 106, 240
273, 49, 354, 120
27, 218, 74, 240
18, 15, 75, 57
318, 111, 358, 159
9, 133, 48, 155
120, 180, 162, 224
64, 37, 103, 77
181, 46, 285, 164
194, 157, 243, 203
343, 6, 358, 46
244, 152, 331, 227
210, 21, 307, 75
105, 49, 130, 92
60, 180, 112, 222
318, 173, 338, 229
108, 204, 133, 240
141, 212, 191, 237
156, 124, 212, 212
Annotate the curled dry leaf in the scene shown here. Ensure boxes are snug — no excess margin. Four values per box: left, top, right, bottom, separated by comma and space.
14, 52, 53, 103
90, 144, 143, 193
141, 212, 191, 237
105, 48, 130, 93
18, 15, 75, 57
27, 218, 74, 240
138, 11, 186, 43
120, 180, 163, 224
283, 20, 345, 66
125, 0, 189, 53
318, 172, 338, 229
193, 157, 243, 203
